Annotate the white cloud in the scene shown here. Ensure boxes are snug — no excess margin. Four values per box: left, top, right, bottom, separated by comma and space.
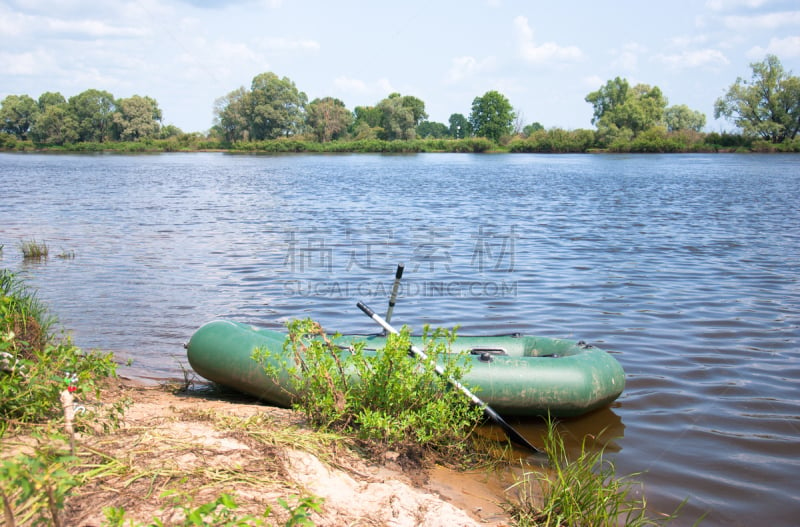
0, 49, 57, 75
747, 35, 800, 58
612, 42, 647, 71
656, 49, 730, 69
723, 11, 800, 30
0, 3, 150, 40
176, 0, 284, 8
445, 55, 496, 83
670, 34, 710, 47
334, 76, 367, 93
0, 6, 29, 37
582, 75, 605, 89
706, 0, 770, 11
513, 15, 582, 65
256, 37, 320, 52
44, 18, 149, 38
334, 76, 394, 97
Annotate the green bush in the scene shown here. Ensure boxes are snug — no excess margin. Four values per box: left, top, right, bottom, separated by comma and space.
508, 129, 596, 153
0, 270, 117, 435
254, 319, 483, 455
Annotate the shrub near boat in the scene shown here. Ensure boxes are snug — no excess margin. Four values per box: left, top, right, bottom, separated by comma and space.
186, 320, 625, 418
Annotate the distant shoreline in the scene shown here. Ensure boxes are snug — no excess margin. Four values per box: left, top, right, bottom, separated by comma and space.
2, 136, 798, 155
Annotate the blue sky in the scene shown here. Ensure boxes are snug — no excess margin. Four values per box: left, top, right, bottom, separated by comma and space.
2, 0, 799, 134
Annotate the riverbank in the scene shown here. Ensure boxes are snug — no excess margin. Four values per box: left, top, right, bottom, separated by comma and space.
3, 133, 799, 154
3, 377, 516, 526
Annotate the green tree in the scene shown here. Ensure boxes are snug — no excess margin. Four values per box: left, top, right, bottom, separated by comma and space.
305, 97, 352, 142
159, 124, 184, 139
416, 120, 449, 138
585, 77, 667, 136
113, 95, 162, 140
448, 113, 471, 138
30, 92, 77, 145
353, 105, 382, 128
37, 92, 67, 111
30, 105, 79, 145
714, 54, 800, 143
351, 105, 383, 139
469, 91, 515, 142
67, 89, 116, 142
248, 72, 307, 140
376, 93, 427, 140
664, 104, 706, 132
213, 86, 250, 142
522, 122, 544, 137
0, 95, 39, 140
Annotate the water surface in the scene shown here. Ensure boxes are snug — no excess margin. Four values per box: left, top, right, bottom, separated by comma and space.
1, 152, 798, 525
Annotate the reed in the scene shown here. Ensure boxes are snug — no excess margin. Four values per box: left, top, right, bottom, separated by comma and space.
19, 239, 49, 260
507, 418, 686, 526
0, 269, 54, 349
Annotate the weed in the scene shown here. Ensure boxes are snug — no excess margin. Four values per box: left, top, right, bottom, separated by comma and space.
19, 239, 49, 260
102, 491, 323, 526
254, 318, 483, 458
0, 269, 54, 352
0, 434, 78, 527
507, 418, 687, 526
0, 270, 117, 436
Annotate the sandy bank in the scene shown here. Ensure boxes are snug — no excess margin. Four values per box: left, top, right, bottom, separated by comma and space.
49, 379, 516, 526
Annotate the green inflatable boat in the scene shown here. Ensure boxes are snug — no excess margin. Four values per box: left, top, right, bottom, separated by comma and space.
186, 319, 625, 417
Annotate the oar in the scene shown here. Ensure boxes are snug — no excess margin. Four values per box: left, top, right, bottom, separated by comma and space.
356, 301, 542, 453
384, 263, 404, 324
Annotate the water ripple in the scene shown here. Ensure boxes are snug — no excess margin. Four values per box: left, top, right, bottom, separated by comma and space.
1, 152, 799, 526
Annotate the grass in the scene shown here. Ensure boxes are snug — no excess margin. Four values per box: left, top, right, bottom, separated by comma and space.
0, 268, 55, 355
19, 239, 49, 260
0, 269, 117, 433
507, 418, 689, 526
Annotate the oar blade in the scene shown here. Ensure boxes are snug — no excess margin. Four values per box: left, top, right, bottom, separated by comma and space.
482, 405, 541, 453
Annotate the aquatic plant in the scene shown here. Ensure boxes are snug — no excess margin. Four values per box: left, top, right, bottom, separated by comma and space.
19, 239, 49, 260
507, 418, 688, 526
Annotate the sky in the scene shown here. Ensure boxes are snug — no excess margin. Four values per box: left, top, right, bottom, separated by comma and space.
1, 0, 799, 134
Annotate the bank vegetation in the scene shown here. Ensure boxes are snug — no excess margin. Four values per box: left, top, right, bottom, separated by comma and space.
1, 55, 798, 155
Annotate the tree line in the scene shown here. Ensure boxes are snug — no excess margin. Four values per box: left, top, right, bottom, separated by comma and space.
1, 54, 798, 152
0, 90, 184, 145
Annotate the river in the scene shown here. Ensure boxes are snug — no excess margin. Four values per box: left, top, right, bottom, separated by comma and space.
1, 152, 798, 525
